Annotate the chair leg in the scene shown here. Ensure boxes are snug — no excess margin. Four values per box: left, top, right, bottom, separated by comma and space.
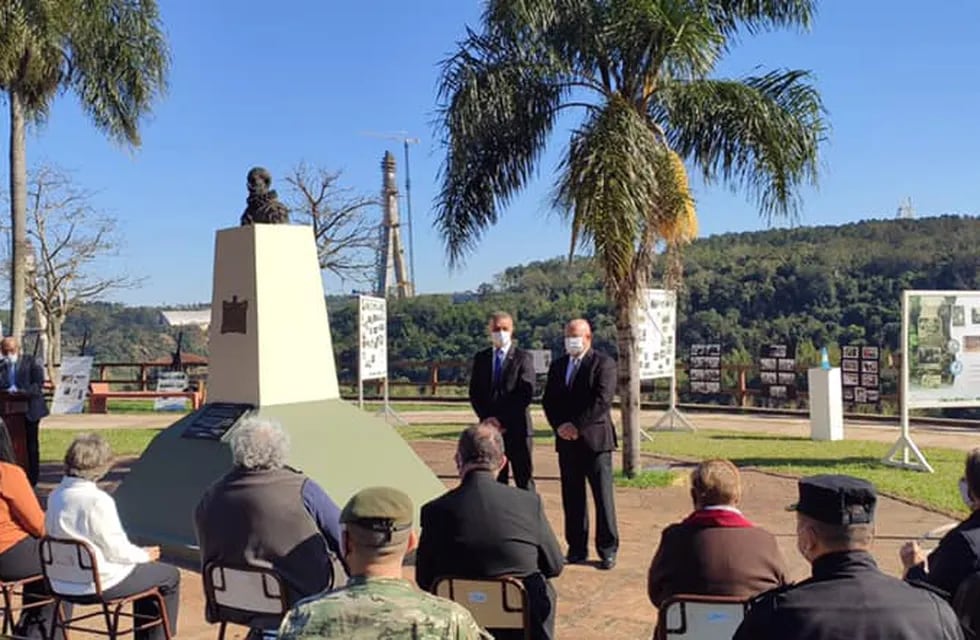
218, 620, 227, 640
1, 584, 12, 636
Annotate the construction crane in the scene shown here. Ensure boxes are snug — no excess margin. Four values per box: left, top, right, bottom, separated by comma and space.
361, 131, 420, 289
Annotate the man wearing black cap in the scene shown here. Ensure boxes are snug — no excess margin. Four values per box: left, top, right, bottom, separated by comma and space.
733, 474, 963, 640
278, 487, 491, 639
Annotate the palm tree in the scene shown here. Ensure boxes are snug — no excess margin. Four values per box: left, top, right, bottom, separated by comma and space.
436, 0, 825, 476
0, 0, 169, 341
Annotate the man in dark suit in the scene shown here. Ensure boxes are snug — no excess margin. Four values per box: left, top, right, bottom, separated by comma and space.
1, 337, 48, 486
468, 312, 537, 490
416, 423, 564, 639
541, 318, 619, 570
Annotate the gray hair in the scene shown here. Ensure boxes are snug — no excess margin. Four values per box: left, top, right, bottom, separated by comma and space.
64, 433, 113, 481
457, 423, 505, 471
230, 417, 289, 470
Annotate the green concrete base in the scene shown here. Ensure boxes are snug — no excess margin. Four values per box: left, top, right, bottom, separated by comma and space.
114, 398, 447, 561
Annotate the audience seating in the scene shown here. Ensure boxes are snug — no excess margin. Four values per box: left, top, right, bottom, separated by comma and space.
39, 537, 172, 640
0, 574, 55, 636
202, 564, 289, 640
434, 576, 530, 640
654, 594, 749, 640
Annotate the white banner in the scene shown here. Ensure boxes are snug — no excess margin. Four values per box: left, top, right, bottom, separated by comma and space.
636, 289, 677, 380
154, 371, 190, 411
529, 349, 553, 375
359, 296, 388, 381
51, 356, 94, 415
905, 290, 980, 408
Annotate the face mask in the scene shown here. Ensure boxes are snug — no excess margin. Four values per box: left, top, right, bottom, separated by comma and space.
565, 336, 585, 356
961, 479, 973, 509
491, 331, 511, 349
5, 354, 16, 364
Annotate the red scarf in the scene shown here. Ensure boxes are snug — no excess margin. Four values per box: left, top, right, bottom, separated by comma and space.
682, 508, 755, 528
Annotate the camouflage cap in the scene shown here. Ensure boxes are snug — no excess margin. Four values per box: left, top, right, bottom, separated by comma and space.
341, 486, 414, 540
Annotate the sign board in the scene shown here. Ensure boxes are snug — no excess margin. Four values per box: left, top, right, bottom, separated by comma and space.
636, 289, 676, 380
154, 371, 190, 411
905, 290, 980, 408
50, 356, 93, 415
841, 345, 881, 404
529, 349, 552, 375
358, 296, 388, 381
759, 343, 797, 399
689, 343, 722, 394
181, 402, 254, 440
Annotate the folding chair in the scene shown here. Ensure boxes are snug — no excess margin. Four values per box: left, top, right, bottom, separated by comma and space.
39, 536, 172, 640
433, 576, 530, 640
654, 594, 749, 640
203, 564, 289, 640
0, 574, 55, 636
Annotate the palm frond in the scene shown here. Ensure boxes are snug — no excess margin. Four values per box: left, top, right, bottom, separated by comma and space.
704, 0, 815, 37
653, 68, 826, 220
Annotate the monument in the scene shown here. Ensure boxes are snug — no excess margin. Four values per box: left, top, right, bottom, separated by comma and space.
114, 169, 445, 559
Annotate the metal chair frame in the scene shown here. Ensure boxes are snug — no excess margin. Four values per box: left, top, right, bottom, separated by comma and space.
0, 573, 56, 637
433, 575, 531, 640
654, 594, 750, 640
202, 563, 289, 640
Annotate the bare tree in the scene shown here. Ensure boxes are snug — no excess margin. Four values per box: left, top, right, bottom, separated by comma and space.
284, 162, 379, 286
2, 165, 142, 379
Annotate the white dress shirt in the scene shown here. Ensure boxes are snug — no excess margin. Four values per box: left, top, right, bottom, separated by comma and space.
45, 476, 150, 594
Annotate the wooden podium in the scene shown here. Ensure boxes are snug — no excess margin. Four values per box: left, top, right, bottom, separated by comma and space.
0, 391, 30, 469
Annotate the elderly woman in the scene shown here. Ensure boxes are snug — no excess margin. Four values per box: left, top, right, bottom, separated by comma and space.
46, 433, 180, 640
0, 420, 65, 638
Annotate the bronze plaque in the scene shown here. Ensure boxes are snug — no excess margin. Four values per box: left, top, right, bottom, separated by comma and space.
221, 295, 248, 334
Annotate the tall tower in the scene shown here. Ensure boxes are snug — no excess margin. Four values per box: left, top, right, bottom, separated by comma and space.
376, 152, 414, 299
896, 197, 916, 219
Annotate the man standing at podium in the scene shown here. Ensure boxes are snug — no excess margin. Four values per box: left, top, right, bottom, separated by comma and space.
1, 338, 47, 486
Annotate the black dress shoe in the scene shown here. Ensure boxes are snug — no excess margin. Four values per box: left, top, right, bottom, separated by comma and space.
599, 554, 616, 570
566, 552, 588, 564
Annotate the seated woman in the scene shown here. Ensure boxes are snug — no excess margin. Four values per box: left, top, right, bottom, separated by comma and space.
0, 420, 65, 639
647, 459, 788, 608
45, 433, 180, 640
902, 447, 980, 599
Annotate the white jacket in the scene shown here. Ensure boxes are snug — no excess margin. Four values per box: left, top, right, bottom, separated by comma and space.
45, 476, 150, 594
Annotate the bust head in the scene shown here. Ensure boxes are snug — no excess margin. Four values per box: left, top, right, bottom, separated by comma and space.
246, 167, 272, 196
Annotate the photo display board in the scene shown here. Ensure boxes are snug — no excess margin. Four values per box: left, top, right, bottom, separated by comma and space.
636, 289, 676, 380
50, 356, 94, 415
841, 345, 881, 404
759, 343, 797, 399
358, 295, 388, 381
905, 290, 980, 408
689, 343, 722, 394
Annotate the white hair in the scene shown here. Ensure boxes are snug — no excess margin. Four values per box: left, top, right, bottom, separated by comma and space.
230, 417, 289, 470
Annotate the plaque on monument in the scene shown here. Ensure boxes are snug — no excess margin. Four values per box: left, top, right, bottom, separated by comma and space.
181, 402, 254, 440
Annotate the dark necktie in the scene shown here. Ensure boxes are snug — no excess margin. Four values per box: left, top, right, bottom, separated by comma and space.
566, 358, 579, 387
493, 350, 504, 386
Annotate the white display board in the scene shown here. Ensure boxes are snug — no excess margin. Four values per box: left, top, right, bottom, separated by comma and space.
51, 356, 94, 415
358, 295, 388, 381
529, 349, 552, 375
904, 290, 980, 408
636, 289, 677, 380
154, 371, 190, 411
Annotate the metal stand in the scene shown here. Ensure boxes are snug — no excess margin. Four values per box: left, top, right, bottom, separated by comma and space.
375, 378, 406, 427
644, 376, 695, 439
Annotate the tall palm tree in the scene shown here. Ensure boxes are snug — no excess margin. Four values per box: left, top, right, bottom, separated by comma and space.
0, 0, 169, 341
436, 0, 825, 476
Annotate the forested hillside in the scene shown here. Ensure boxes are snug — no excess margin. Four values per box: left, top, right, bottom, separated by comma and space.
56, 215, 979, 384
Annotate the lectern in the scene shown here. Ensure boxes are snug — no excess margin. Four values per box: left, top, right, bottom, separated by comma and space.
0, 391, 30, 469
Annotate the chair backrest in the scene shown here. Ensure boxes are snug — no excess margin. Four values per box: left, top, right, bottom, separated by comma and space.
954, 571, 980, 640
39, 537, 103, 595
203, 564, 288, 621
656, 595, 749, 640
433, 576, 528, 633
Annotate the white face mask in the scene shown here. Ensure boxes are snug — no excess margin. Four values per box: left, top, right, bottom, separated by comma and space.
491, 331, 511, 349
565, 336, 585, 356
5, 354, 17, 364
961, 479, 973, 509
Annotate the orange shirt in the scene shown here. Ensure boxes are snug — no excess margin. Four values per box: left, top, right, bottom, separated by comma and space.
0, 461, 44, 553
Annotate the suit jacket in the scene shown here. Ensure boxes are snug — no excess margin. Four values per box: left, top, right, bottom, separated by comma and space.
541, 349, 617, 452
0, 355, 48, 422
468, 345, 535, 442
907, 509, 980, 599
647, 519, 788, 607
415, 470, 564, 592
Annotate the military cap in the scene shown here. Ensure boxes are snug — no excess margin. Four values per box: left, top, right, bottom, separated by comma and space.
787, 474, 877, 525
341, 486, 413, 541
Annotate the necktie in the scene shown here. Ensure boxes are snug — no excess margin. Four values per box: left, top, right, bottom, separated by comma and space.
566, 358, 579, 387
493, 350, 504, 386
7, 361, 14, 390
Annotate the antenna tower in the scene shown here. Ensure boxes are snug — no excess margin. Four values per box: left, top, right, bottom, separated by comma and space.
376, 152, 414, 299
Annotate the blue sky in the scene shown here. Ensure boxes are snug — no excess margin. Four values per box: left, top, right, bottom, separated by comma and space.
8, 1, 980, 306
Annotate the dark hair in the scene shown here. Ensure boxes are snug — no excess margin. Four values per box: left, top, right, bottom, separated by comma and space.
801, 514, 874, 549
457, 423, 504, 471
966, 449, 980, 498
0, 419, 16, 465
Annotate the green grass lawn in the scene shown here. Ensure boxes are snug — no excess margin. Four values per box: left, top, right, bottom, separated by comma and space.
361, 402, 469, 413
644, 430, 969, 517
40, 429, 161, 463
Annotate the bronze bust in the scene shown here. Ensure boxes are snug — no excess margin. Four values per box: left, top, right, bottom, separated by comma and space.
240, 167, 289, 225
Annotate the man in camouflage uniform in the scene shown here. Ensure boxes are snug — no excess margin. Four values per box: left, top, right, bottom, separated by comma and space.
278, 486, 491, 640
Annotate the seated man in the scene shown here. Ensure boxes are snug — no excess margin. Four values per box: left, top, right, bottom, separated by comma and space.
734, 475, 963, 640
278, 486, 491, 639
647, 459, 787, 607
902, 448, 980, 599
416, 423, 564, 640
195, 417, 343, 627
